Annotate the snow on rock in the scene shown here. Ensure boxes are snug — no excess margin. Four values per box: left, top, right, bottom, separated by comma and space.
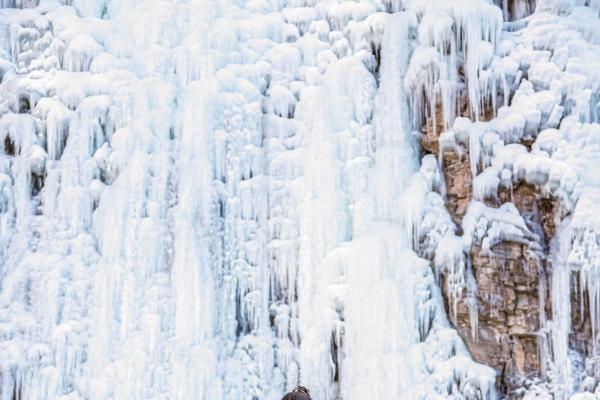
428, 1, 600, 397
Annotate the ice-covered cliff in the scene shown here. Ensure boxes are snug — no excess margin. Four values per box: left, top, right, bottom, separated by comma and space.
411, 0, 600, 397
0, 0, 597, 399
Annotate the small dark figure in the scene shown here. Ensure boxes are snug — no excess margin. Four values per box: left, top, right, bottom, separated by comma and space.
281, 386, 311, 400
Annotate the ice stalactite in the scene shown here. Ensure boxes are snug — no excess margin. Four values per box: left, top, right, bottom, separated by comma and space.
341, 12, 419, 399
572, 191, 600, 355
405, 0, 503, 133
550, 219, 574, 399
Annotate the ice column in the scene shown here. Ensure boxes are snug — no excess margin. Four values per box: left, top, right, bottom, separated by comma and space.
342, 12, 423, 400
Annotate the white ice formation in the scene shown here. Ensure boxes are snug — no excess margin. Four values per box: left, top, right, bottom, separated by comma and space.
0, 0, 597, 399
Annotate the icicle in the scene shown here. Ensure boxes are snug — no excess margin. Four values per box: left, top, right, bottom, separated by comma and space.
63, 34, 102, 73
571, 191, 600, 356
550, 219, 573, 398
435, 234, 468, 321
467, 262, 479, 342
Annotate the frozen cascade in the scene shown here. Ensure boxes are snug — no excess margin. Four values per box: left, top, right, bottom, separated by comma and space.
0, 1, 498, 399
550, 219, 573, 398
0, 0, 598, 399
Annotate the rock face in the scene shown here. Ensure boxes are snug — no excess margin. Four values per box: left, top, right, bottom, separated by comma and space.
424, 115, 594, 396
442, 152, 472, 227
466, 241, 543, 382
499, 0, 537, 21
429, 122, 540, 390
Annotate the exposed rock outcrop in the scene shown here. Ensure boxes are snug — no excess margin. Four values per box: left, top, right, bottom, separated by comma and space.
422, 112, 595, 396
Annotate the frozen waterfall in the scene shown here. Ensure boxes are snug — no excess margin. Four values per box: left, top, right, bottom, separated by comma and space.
0, 0, 599, 399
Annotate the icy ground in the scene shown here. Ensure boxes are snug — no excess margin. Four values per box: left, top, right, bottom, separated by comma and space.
0, 0, 597, 399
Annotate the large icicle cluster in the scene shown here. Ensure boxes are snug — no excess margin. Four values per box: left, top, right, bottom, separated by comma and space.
0, 1, 501, 400
404, 0, 504, 132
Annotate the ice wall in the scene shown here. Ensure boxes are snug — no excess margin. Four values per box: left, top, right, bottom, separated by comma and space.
0, 0, 499, 399
0, 0, 598, 399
